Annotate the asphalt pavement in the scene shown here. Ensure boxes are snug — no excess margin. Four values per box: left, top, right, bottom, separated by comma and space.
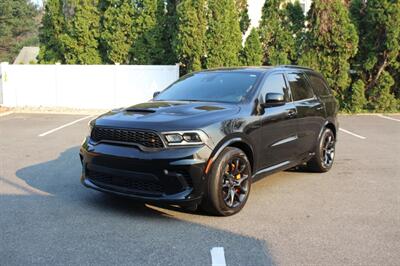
0, 113, 399, 265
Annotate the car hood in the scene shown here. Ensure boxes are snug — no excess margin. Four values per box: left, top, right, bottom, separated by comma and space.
94, 101, 240, 131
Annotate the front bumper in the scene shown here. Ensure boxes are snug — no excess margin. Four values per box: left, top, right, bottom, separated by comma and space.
79, 137, 212, 205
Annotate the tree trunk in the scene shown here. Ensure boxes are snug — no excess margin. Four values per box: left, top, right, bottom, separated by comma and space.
365, 53, 388, 95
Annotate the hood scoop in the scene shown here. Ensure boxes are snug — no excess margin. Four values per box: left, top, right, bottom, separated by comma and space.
125, 108, 156, 114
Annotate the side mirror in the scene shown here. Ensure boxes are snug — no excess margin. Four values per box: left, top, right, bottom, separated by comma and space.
153, 91, 160, 98
262, 93, 285, 107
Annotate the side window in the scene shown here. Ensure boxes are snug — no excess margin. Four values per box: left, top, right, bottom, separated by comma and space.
287, 73, 314, 101
307, 73, 331, 96
261, 74, 290, 102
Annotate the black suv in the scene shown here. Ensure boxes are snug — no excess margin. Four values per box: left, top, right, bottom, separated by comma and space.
80, 66, 338, 216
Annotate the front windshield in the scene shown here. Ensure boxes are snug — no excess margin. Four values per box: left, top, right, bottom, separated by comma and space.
154, 72, 260, 103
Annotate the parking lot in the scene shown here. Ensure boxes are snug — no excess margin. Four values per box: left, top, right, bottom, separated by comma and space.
0, 112, 399, 265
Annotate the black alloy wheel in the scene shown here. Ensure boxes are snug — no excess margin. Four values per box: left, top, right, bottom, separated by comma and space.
307, 127, 336, 172
221, 157, 250, 208
201, 147, 252, 216
321, 133, 335, 168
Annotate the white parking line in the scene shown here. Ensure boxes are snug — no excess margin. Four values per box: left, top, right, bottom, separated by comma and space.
376, 114, 400, 122
0, 111, 13, 117
339, 128, 366, 140
210, 247, 226, 266
38, 115, 94, 137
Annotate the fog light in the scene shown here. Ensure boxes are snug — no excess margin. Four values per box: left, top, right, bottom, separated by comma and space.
165, 133, 183, 143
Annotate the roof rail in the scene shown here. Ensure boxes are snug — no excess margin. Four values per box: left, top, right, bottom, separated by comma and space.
278, 65, 313, 70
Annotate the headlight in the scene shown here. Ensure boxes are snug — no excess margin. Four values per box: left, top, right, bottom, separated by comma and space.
162, 130, 208, 146
88, 119, 95, 136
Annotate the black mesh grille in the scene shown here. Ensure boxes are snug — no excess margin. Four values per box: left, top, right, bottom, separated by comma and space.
87, 170, 164, 194
91, 127, 164, 148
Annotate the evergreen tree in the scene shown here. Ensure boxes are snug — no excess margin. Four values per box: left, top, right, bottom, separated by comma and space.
130, 0, 166, 64
350, 79, 367, 112
100, 0, 135, 64
236, 0, 251, 35
59, 0, 102, 64
299, 0, 358, 107
368, 71, 398, 112
283, 0, 305, 63
350, 0, 400, 111
38, 0, 64, 64
241, 28, 263, 66
284, 1, 305, 37
162, 0, 179, 64
259, 0, 295, 65
206, 0, 242, 68
0, 0, 39, 62
173, 0, 207, 74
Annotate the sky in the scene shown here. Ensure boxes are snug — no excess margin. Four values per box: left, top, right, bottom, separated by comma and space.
31, 0, 43, 7
248, 0, 265, 28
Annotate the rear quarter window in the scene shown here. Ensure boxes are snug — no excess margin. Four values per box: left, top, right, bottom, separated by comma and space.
286, 73, 314, 101
307, 73, 332, 97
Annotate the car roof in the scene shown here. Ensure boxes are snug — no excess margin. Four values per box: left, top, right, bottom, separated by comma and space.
198, 65, 315, 74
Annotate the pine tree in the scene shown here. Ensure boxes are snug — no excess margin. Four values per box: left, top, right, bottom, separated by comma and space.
59, 0, 102, 64
130, 0, 166, 64
284, 1, 305, 37
38, 0, 64, 63
236, 0, 251, 35
259, 0, 295, 65
350, 0, 400, 111
350, 79, 367, 112
368, 71, 398, 112
299, 0, 358, 108
0, 0, 39, 62
205, 0, 242, 68
241, 28, 263, 66
173, 0, 207, 74
162, 0, 179, 65
100, 0, 135, 64
283, 0, 305, 63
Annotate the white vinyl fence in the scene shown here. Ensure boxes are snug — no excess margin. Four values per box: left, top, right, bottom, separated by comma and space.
0, 62, 179, 109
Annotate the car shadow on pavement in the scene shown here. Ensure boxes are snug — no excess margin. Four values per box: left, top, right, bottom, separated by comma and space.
2, 146, 274, 265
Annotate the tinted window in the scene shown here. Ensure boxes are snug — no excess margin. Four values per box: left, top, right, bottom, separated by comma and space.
287, 73, 314, 101
307, 73, 331, 96
155, 72, 260, 103
262, 74, 289, 101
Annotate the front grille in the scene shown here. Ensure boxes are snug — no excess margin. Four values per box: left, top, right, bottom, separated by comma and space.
87, 170, 164, 194
91, 127, 164, 148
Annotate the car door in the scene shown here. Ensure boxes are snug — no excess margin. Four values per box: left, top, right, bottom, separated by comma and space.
258, 72, 299, 169
285, 71, 325, 158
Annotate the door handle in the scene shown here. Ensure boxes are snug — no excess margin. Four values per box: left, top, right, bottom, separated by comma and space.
287, 109, 297, 118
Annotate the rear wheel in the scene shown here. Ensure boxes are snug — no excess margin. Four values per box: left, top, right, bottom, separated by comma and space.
307, 127, 336, 172
201, 147, 252, 216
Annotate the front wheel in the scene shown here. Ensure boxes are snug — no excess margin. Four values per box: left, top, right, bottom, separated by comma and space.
201, 147, 252, 216
307, 127, 336, 172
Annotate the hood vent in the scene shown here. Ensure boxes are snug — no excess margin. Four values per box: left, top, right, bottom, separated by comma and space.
125, 108, 156, 114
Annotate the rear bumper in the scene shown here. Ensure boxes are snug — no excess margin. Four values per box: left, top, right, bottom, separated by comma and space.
79, 137, 212, 205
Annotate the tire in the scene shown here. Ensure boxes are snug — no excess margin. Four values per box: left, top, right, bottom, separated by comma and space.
307, 127, 336, 172
201, 147, 252, 216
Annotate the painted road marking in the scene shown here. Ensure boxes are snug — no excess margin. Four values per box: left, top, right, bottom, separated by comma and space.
210, 247, 226, 266
339, 128, 366, 140
0, 111, 13, 117
38, 115, 94, 137
376, 114, 400, 123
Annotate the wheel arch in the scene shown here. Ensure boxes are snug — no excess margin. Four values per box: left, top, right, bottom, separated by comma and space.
325, 122, 337, 138
205, 137, 255, 174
